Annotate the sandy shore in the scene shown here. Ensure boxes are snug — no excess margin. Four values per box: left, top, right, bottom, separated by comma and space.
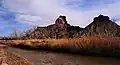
0, 44, 34, 65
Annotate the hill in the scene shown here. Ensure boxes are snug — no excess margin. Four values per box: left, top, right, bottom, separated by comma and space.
25, 15, 120, 39
81, 15, 120, 37
25, 16, 83, 39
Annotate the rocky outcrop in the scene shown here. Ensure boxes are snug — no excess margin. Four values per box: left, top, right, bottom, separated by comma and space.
26, 16, 83, 39
25, 15, 120, 39
81, 15, 120, 37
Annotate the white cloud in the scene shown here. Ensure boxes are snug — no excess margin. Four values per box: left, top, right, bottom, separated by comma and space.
115, 21, 120, 26
2, 0, 120, 27
16, 14, 50, 26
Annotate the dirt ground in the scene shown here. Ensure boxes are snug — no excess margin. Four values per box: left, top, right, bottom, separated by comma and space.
0, 45, 34, 65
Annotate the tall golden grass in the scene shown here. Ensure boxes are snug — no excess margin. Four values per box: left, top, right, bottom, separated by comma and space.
1, 36, 120, 56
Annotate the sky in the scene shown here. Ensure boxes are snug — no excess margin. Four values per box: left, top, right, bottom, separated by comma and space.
0, 0, 120, 36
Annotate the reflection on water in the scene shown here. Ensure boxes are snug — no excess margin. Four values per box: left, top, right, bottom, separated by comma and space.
8, 47, 120, 65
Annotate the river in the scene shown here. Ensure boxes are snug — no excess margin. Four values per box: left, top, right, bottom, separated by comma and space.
8, 47, 120, 65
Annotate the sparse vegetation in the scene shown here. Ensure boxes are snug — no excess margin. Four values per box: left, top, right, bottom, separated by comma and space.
1, 35, 120, 57
0, 45, 34, 65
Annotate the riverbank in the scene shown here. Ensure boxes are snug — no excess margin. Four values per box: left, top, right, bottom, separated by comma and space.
8, 47, 120, 65
1, 36, 120, 57
0, 44, 34, 65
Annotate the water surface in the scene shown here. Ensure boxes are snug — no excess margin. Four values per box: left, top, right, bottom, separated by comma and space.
8, 47, 120, 65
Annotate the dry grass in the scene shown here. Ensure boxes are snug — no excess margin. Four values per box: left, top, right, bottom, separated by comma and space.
1, 36, 120, 57
47, 36, 120, 51
0, 47, 34, 65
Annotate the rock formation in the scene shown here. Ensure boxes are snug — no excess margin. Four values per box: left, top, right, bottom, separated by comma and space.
25, 16, 83, 39
81, 15, 120, 36
25, 15, 120, 39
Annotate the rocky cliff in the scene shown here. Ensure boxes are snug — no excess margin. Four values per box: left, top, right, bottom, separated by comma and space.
81, 15, 120, 37
26, 16, 83, 39
25, 15, 120, 39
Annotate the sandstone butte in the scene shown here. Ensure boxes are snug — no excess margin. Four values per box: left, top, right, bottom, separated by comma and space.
24, 15, 120, 39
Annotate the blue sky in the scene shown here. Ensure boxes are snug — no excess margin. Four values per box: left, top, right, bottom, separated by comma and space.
0, 0, 120, 36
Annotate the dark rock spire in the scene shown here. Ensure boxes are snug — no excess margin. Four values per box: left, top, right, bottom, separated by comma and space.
93, 15, 110, 22
55, 16, 68, 25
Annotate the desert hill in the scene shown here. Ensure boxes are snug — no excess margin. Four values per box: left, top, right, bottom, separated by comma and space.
81, 15, 120, 37
25, 15, 120, 39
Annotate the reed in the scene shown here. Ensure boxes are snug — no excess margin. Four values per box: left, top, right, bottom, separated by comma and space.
1, 36, 120, 57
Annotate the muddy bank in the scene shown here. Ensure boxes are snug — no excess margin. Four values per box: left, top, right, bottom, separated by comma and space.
0, 44, 34, 65
8, 47, 120, 65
